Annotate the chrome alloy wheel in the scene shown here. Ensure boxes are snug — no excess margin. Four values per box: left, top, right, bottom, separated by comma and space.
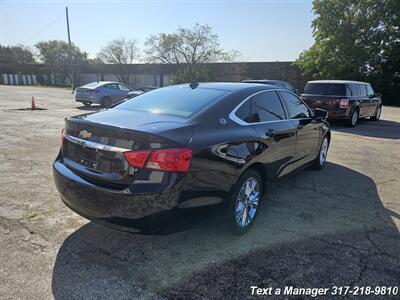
235, 177, 260, 228
319, 137, 329, 165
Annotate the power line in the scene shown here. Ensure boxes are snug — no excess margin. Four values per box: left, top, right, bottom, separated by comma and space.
25, 12, 64, 44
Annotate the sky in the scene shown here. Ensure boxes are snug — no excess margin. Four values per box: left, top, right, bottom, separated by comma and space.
0, 0, 315, 62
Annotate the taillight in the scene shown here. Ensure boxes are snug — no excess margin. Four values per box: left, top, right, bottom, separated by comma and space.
124, 148, 192, 172
340, 99, 349, 109
123, 150, 151, 168
147, 148, 192, 172
61, 128, 65, 145
88, 89, 99, 93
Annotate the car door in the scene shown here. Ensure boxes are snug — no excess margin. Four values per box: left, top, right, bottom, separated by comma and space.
357, 84, 370, 117
279, 91, 320, 169
103, 83, 120, 102
238, 90, 297, 178
117, 84, 131, 101
366, 84, 379, 116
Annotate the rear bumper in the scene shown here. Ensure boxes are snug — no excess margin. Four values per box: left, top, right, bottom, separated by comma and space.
75, 96, 100, 104
53, 159, 182, 229
53, 159, 227, 232
319, 108, 351, 119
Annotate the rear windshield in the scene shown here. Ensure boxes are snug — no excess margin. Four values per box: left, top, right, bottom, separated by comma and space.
115, 86, 229, 117
82, 82, 101, 88
304, 83, 346, 96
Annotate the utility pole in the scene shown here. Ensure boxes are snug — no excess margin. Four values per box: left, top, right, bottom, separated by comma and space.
65, 7, 75, 90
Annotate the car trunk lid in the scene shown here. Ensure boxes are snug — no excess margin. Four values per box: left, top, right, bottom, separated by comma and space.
75, 87, 98, 94
62, 108, 194, 187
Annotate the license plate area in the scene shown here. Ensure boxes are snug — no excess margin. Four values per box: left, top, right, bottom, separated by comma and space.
79, 147, 97, 169
63, 136, 128, 176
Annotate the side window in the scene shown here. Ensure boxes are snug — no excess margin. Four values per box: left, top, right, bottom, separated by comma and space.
106, 84, 118, 90
235, 100, 253, 123
346, 85, 352, 96
280, 91, 311, 119
350, 84, 359, 96
252, 91, 286, 122
118, 84, 130, 91
367, 85, 374, 97
359, 84, 367, 97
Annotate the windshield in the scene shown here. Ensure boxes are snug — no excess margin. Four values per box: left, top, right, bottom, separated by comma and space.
115, 86, 229, 117
304, 83, 346, 96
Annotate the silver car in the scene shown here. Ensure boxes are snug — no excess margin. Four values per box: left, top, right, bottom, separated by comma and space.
75, 81, 132, 107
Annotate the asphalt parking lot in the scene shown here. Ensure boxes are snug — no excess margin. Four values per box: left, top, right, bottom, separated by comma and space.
0, 85, 399, 299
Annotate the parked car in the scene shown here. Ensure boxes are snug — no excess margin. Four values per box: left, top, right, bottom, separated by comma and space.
242, 79, 298, 94
139, 86, 158, 92
301, 80, 382, 127
53, 82, 330, 235
126, 86, 158, 99
75, 81, 132, 107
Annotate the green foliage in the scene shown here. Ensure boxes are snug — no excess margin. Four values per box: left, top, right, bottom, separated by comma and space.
96, 38, 140, 84
0, 44, 35, 65
145, 24, 240, 83
295, 0, 400, 105
35, 40, 88, 85
171, 66, 214, 84
35, 40, 88, 65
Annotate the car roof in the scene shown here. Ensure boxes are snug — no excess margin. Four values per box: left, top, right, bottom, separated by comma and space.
242, 79, 286, 83
174, 82, 278, 92
307, 80, 369, 85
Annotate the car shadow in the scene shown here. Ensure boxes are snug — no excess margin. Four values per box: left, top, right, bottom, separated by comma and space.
330, 118, 400, 139
75, 105, 103, 112
51, 162, 399, 299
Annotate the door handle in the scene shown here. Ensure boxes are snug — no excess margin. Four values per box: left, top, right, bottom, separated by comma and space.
267, 129, 277, 137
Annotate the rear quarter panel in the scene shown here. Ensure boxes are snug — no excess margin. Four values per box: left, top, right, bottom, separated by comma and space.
183, 88, 267, 201
187, 121, 261, 201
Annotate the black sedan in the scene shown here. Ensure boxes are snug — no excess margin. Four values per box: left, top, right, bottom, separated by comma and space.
53, 82, 330, 234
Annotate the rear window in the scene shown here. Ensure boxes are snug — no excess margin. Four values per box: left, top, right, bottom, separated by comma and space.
304, 83, 346, 96
115, 86, 229, 117
82, 82, 101, 88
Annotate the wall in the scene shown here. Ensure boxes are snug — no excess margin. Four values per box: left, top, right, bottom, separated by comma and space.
0, 62, 310, 91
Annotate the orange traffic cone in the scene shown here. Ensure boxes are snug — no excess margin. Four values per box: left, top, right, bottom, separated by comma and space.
31, 96, 36, 110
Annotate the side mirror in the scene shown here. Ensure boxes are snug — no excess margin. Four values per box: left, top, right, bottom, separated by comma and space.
375, 92, 382, 98
294, 89, 299, 94
314, 108, 328, 120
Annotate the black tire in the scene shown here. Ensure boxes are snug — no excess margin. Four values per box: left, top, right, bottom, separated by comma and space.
82, 102, 92, 107
312, 135, 329, 170
227, 169, 263, 235
101, 97, 112, 107
346, 108, 359, 127
370, 105, 381, 121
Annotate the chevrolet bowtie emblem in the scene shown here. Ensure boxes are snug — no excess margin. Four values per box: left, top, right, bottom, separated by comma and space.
79, 130, 92, 139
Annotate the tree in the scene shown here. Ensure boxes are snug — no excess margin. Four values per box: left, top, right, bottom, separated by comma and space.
145, 24, 240, 83
295, 0, 400, 105
0, 44, 35, 65
97, 38, 140, 84
35, 40, 88, 85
